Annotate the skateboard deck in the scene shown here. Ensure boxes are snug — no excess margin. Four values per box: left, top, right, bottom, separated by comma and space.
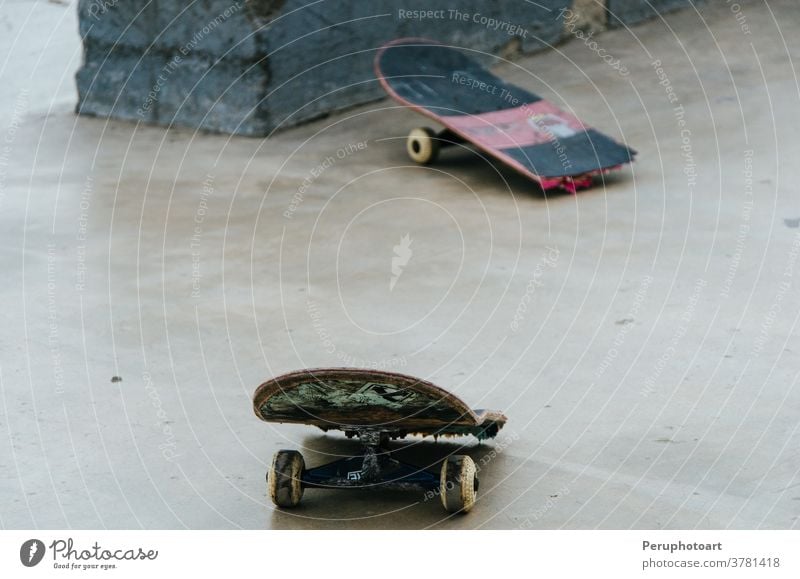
253, 367, 506, 440
253, 368, 508, 513
375, 38, 636, 192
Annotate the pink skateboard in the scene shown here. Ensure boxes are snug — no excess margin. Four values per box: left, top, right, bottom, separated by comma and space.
375, 38, 635, 193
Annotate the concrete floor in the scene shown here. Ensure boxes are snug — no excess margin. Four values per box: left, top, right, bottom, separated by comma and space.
2, 0, 799, 529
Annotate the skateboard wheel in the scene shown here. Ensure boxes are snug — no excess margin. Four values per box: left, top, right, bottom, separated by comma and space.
407, 127, 440, 165
440, 455, 478, 513
268, 450, 304, 508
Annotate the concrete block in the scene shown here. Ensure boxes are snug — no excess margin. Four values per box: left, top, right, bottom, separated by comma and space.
607, 0, 696, 27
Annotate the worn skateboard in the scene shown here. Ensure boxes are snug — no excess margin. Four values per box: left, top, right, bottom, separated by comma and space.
253, 367, 507, 513
375, 38, 636, 193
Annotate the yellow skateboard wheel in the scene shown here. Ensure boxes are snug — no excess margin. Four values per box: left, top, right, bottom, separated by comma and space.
440, 455, 478, 513
268, 450, 305, 508
407, 127, 440, 164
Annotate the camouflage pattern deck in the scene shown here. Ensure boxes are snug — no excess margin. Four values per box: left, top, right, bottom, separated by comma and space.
253, 368, 506, 440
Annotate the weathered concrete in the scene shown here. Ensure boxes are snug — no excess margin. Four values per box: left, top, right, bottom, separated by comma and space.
570, 0, 609, 33
607, 0, 696, 26
3, 0, 799, 529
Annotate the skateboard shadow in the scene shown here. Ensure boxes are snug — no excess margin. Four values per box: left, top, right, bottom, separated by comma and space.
266, 432, 514, 530
431, 147, 551, 199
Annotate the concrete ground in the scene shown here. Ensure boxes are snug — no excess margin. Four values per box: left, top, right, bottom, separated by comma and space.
2, 0, 799, 529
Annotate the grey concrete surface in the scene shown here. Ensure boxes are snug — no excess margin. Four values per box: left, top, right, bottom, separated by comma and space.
607, 0, 696, 26
571, 0, 609, 33
2, 0, 799, 529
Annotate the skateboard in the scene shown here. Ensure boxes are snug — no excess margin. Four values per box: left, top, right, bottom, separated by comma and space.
375, 38, 636, 193
253, 367, 507, 513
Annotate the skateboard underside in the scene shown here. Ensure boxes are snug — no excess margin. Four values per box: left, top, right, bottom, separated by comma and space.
376, 38, 636, 190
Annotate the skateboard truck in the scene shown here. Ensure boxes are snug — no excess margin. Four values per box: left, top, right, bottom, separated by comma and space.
406, 127, 465, 165
268, 428, 479, 514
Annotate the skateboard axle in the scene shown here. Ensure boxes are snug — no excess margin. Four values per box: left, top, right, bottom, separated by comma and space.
300, 430, 439, 491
